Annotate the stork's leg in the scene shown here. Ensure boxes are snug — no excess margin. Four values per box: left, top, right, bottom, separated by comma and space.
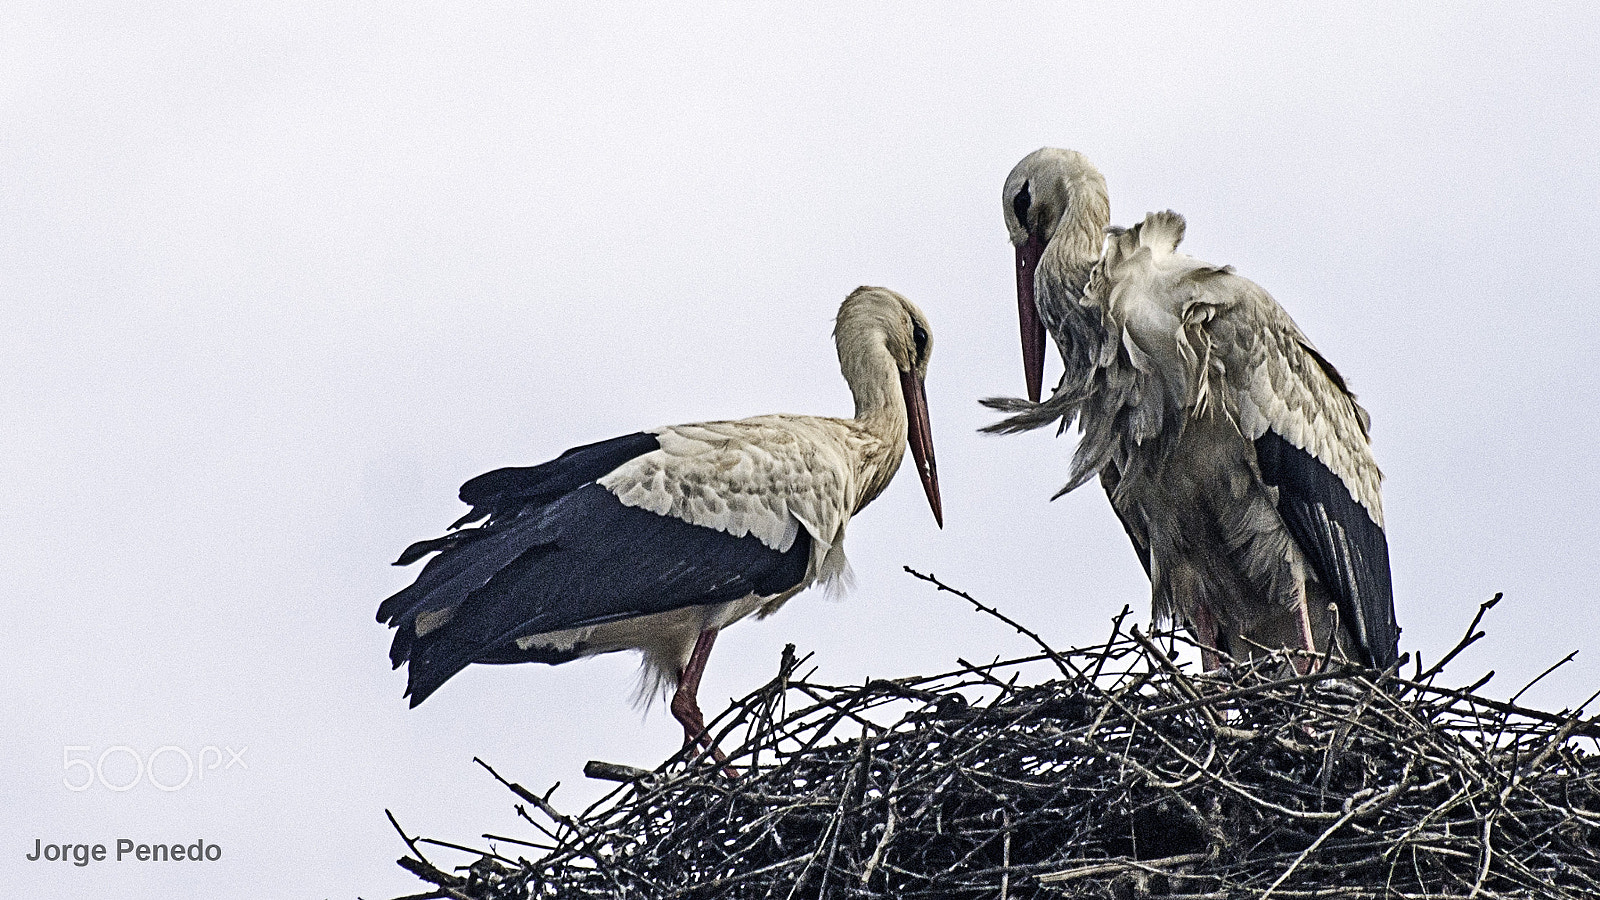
671, 628, 732, 769
1290, 579, 1319, 676
1191, 604, 1223, 672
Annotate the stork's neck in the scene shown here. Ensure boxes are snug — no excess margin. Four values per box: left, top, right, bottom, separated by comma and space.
1043, 192, 1108, 301
1035, 189, 1111, 372
840, 343, 909, 513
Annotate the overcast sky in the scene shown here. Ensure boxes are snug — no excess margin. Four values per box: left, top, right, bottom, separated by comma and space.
5, 4, 1598, 898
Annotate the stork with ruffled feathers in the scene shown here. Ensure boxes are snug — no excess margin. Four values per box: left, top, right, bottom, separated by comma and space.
987, 149, 1399, 672
379, 286, 942, 753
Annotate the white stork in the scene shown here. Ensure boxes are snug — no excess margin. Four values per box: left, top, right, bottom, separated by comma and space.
378, 286, 941, 752
988, 149, 1399, 672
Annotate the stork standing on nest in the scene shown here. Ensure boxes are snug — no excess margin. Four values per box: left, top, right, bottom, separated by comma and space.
379, 286, 942, 753
988, 149, 1398, 672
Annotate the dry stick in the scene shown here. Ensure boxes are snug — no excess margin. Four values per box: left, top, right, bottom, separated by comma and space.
954, 657, 1018, 692
745, 644, 796, 772
788, 681, 892, 737
473, 758, 583, 837
1477, 707, 1592, 899
661, 853, 817, 899
416, 836, 516, 865
1118, 667, 1367, 729
1235, 633, 1328, 671
999, 808, 1012, 900
472, 755, 653, 891
1261, 762, 1417, 899
1091, 605, 1136, 682
783, 736, 868, 900
1509, 650, 1579, 706
1319, 675, 1387, 794
819, 734, 874, 900
905, 566, 1075, 678
1468, 811, 1496, 900
662, 644, 811, 775
1512, 712, 1588, 791
385, 809, 434, 870
859, 794, 898, 887
393, 857, 471, 900
1069, 648, 1348, 824
1129, 625, 1202, 700
1039, 852, 1212, 884
1129, 625, 1235, 736
584, 760, 654, 784
1392, 679, 1600, 741
1093, 736, 1227, 850
1410, 593, 1502, 688
479, 832, 555, 853
750, 643, 802, 772
387, 890, 452, 900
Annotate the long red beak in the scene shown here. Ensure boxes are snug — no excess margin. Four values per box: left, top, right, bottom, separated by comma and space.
1016, 237, 1047, 403
900, 370, 942, 528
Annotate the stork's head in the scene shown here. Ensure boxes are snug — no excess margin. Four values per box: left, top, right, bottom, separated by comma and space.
835, 286, 942, 527
1002, 148, 1110, 401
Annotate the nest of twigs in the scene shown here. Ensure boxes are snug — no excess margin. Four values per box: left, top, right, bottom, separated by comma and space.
387, 573, 1600, 899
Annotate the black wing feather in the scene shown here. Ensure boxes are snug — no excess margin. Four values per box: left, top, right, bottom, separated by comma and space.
380, 432, 661, 619
380, 447, 812, 706
1254, 430, 1399, 669
452, 431, 662, 527
1100, 464, 1152, 576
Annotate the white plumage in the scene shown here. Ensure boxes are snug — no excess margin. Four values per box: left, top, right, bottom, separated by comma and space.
602, 418, 859, 573
380, 285, 941, 753
989, 150, 1398, 671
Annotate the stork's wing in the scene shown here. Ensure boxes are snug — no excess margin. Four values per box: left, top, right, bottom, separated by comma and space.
1254, 430, 1396, 668
599, 418, 854, 557
1100, 465, 1151, 576
378, 431, 664, 624
1203, 283, 1399, 668
378, 430, 816, 706
387, 482, 811, 705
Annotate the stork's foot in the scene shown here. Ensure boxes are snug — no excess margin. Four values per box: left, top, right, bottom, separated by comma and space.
672, 629, 738, 777
670, 693, 736, 774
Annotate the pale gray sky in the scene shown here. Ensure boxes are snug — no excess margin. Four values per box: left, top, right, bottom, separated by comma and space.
5, 4, 1598, 898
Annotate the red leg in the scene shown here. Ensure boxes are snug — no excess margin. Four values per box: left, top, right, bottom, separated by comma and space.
671, 629, 733, 771
1291, 580, 1319, 676
1191, 604, 1222, 672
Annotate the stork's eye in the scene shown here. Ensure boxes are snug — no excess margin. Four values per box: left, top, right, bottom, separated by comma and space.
1012, 182, 1032, 229
912, 324, 928, 356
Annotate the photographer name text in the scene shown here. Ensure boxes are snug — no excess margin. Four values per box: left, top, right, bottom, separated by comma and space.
27, 838, 222, 866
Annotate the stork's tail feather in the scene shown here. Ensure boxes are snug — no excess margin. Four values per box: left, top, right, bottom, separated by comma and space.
392, 531, 479, 567
403, 655, 473, 708
979, 396, 1050, 434
979, 391, 1081, 435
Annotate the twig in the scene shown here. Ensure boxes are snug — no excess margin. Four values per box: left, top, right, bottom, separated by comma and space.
905, 566, 1075, 678
1411, 593, 1502, 686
